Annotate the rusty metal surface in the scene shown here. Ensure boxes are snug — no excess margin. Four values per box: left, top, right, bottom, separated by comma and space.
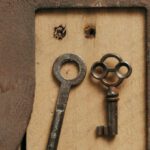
47, 54, 86, 150
0, 0, 149, 150
91, 53, 132, 137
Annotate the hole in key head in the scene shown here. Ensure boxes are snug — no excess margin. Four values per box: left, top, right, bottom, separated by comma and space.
102, 72, 121, 87
104, 57, 120, 69
91, 62, 107, 80
118, 66, 128, 76
95, 66, 104, 75
116, 62, 132, 79
60, 62, 79, 80
104, 72, 118, 84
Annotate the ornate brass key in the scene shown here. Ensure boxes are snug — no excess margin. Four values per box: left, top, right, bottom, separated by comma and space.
91, 53, 132, 138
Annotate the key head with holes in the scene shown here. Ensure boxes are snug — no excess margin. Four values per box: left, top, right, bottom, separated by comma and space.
91, 53, 132, 88
53, 53, 86, 87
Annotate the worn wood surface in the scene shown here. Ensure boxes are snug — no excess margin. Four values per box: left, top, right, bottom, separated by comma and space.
0, 0, 149, 150
27, 9, 146, 150
0, 1, 35, 150
28, 0, 149, 9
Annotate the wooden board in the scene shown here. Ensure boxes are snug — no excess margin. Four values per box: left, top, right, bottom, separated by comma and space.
27, 9, 146, 150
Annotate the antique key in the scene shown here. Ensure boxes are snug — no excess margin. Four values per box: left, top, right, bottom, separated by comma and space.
47, 54, 86, 150
91, 53, 132, 137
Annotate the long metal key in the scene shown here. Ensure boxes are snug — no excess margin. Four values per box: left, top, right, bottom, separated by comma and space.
91, 53, 132, 138
47, 53, 86, 150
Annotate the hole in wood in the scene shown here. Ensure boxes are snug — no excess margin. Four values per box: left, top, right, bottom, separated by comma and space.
53, 25, 66, 40
84, 25, 96, 38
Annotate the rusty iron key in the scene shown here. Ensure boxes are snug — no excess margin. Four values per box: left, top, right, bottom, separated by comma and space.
91, 53, 132, 138
47, 54, 86, 150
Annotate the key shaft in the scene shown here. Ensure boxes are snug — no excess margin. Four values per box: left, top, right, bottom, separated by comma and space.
97, 90, 119, 137
47, 83, 71, 150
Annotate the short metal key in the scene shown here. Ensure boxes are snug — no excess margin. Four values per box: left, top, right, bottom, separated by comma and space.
47, 54, 86, 150
91, 53, 132, 138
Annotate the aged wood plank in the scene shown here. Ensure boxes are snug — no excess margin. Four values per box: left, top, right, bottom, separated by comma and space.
28, 0, 148, 9
0, 1, 35, 150
27, 9, 146, 150
146, 9, 150, 150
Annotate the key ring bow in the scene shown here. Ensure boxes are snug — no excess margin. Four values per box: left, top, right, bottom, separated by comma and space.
91, 53, 132, 87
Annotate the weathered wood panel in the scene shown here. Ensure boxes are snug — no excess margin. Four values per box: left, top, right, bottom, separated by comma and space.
27, 9, 146, 150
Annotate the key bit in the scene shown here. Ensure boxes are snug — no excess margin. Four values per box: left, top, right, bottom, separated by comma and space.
91, 53, 132, 138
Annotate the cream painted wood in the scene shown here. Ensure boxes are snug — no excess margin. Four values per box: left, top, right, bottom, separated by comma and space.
27, 9, 146, 150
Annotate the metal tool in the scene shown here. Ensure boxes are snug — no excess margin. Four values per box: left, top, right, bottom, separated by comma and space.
91, 53, 132, 138
47, 54, 86, 150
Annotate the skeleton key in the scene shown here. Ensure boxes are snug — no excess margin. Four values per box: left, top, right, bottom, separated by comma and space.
91, 53, 132, 138
47, 54, 86, 150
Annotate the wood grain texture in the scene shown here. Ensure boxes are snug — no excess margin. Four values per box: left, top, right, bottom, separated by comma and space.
146, 9, 150, 150
0, 1, 35, 150
27, 9, 146, 150
0, 0, 149, 150
28, 0, 149, 9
